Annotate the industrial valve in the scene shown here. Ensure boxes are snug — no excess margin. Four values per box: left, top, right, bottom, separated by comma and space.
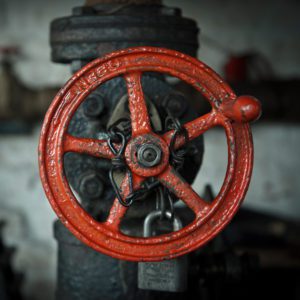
39, 47, 261, 261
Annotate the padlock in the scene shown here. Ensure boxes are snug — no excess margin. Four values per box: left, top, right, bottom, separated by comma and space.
138, 210, 188, 292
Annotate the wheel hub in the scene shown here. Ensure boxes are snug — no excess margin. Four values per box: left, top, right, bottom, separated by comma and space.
125, 134, 169, 177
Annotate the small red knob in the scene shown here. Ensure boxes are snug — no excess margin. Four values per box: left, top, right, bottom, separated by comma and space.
222, 95, 261, 123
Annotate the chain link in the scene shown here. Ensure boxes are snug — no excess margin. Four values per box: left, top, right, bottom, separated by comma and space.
107, 122, 160, 206
107, 112, 188, 209
165, 111, 189, 171
108, 131, 134, 206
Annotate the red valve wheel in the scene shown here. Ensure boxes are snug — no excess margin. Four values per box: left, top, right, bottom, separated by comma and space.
39, 47, 261, 261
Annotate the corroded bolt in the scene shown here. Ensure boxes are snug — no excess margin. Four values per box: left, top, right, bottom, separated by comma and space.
163, 92, 187, 117
83, 93, 105, 118
79, 173, 104, 199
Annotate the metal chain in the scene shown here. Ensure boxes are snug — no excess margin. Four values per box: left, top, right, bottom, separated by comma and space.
107, 121, 160, 206
108, 117, 131, 139
126, 177, 160, 204
165, 111, 189, 171
108, 131, 134, 207
155, 186, 175, 221
107, 112, 188, 208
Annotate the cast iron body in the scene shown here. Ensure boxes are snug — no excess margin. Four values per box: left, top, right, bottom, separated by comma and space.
50, 4, 199, 64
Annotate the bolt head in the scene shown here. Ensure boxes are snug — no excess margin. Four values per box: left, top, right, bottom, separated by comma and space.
79, 173, 104, 199
137, 144, 162, 168
83, 94, 105, 118
163, 92, 187, 117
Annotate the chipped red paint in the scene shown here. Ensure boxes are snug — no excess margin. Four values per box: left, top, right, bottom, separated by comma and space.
63, 134, 116, 159
220, 95, 261, 123
39, 47, 261, 262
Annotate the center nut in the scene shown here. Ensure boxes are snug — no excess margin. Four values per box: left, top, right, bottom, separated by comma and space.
125, 134, 169, 177
137, 144, 162, 168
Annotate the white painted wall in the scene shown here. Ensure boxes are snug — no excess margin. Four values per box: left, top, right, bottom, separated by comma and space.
194, 124, 300, 221
0, 127, 57, 300
0, 0, 81, 88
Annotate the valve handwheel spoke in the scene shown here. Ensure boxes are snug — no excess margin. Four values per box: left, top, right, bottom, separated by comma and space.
163, 111, 221, 149
105, 173, 144, 230
158, 165, 210, 218
124, 72, 152, 136
39, 47, 261, 261
63, 134, 116, 159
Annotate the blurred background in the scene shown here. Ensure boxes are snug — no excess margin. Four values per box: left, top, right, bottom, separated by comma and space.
0, 0, 299, 299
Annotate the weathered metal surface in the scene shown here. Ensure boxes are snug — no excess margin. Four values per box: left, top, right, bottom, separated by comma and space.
54, 220, 137, 300
39, 47, 261, 261
63, 72, 203, 220
85, 0, 162, 4
50, 4, 199, 63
